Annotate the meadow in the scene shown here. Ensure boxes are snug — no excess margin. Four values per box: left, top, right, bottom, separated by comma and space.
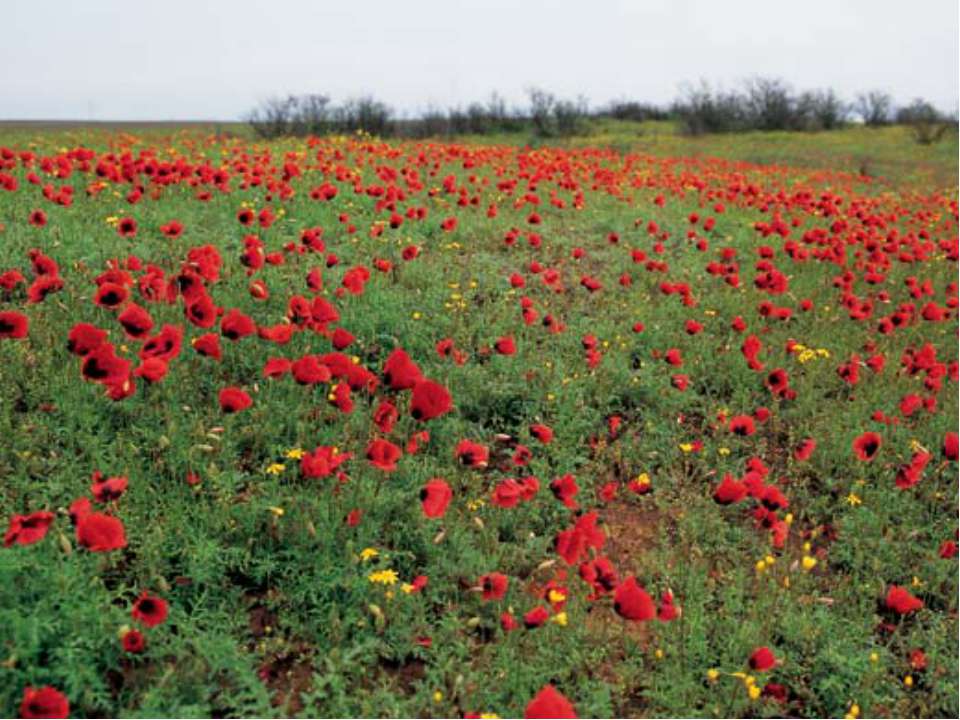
0, 122, 957, 719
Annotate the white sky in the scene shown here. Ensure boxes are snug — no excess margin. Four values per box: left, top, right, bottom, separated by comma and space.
1, 0, 957, 120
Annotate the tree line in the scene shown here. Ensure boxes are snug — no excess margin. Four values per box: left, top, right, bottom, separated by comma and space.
246, 79, 957, 144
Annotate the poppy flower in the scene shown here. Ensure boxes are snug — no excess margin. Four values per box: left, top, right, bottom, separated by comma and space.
219, 387, 252, 413
91, 472, 128, 502
0, 311, 28, 339
713, 474, 747, 505
122, 628, 146, 654
373, 400, 398, 433
366, 439, 402, 472
292, 355, 332, 385
530, 423, 553, 444
93, 282, 129, 309
192, 333, 222, 360
455, 440, 488, 468
19, 686, 69, 719
117, 216, 137, 237
4, 511, 55, 547
131, 591, 169, 627
331, 327, 355, 350
76, 512, 127, 552
479, 572, 508, 601
491, 479, 524, 509
852, 431, 881, 461
117, 303, 153, 339
613, 576, 655, 621
383, 348, 422, 390
729, 415, 756, 436
185, 295, 218, 329
140, 325, 183, 362
420, 478, 452, 518
550, 474, 579, 510
749, 646, 777, 671
300, 446, 351, 479
885, 585, 923, 615
794, 438, 816, 461
525, 684, 577, 719
523, 605, 550, 628
220, 308, 256, 340
495, 336, 516, 355
945, 432, 959, 461
410, 379, 452, 421
81, 344, 131, 385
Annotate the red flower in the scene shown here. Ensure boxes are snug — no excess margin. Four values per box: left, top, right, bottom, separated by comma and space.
373, 400, 398, 433
117, 216, 137, 237
410, 379, 452, 421
523, 605, 550, 628
944, 432, 959, 461
885, 585, 923, 615
4, 511, 55, 547
93, 282, 129, 309
366, 439, 402, 472
550, 474, 579, 510
613, 577, 656, 621
28, 209, 48, 227
420, 478, 452, 518
852, 431, 882, 461
749, 646, 777, 671
300, 446, 351, 479
132, 591, 169, 628
219, 387, 252, 413
491, 479, 523, 509
20, 686, 69, 719
76, 512, 127, 552
479, 572, 509, 601
530, 423, 553, 444
117, 303, 154, 339
122, 628, 146, 654
729, 415, 756, 436
494, 336, 516, 355
0, 311, 29, 339
713, 474, 747, 505
81, 344, 131, 385
192, 333, 222, 360
91, 472, 128, 503
455, 440, 488, 468
220, 308, 256, 340
291, 355, 331, 385
383, 348, 422, 390
525, 684, 577, 719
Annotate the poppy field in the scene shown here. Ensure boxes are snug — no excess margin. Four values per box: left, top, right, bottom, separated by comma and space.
0, 126, 957, 719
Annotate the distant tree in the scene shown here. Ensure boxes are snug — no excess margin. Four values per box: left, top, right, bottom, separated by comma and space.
855, 91, 893, 126
795, 89, 848, 130
743, 77, 795, 131
896, 98, 954, 144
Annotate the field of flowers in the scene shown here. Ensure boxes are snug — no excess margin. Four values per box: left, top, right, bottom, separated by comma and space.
0, 127, 956, 719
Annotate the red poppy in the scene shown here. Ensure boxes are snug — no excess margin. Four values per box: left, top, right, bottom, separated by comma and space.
410, 379, 452, 421
852, 431, 882, 461
93, 282, 129, 309
494, 336, 516, 355
0, 311, 28, 339
117, 216, 137, 237
525, 684, 577, 719
749, 646, 777, 671
122, 628, 146, 653
713, 474, 747, 505
3, 511, 55, 547
81, 344, 131, 385
885, 585, 923, 615
219, 387, 252, 413
366, 439, 402, 471
132, 591, 169, 627
729, 415, 756, 436
455, 440, 489, 468
20, 686, 69, 719
292, 355, 332, 385
383, 348, 422, 390
373, 400, 398, 433
91, 472, 128, 502
160, 220, 183, 239
76, 512, 127, 552
613, 576, 655, 621
117, 303, 154, 339
550, 474, 579, 510
945, 432, 959, 461
479, 572, 508, 601
491, 479, 524, 509
192, 333, 222, 360
523, 605, 550, 628
420, 478, 452, 518
220, 308, 256, 340
331, 327, 355, 350
28, 209, 47, 227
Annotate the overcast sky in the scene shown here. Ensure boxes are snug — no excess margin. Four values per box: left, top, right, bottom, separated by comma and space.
2, 0, 957, 120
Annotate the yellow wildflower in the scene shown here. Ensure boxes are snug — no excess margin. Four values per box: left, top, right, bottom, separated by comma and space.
360, 547, 379, 562
368, 569, 399, 585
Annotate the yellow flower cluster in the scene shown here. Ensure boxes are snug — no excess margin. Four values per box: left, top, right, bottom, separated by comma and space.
792, 342, 831, 363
